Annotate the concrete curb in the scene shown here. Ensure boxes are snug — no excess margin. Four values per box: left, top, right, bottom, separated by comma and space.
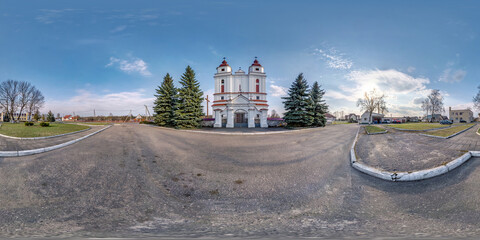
419, 124, 477, 139
74, 123, 113, 127
141, 124, 326, 135
350, 126, 478, 182
0, 125, 112, 157
364, 127, 388, 135
0, 127, 92, 140
385, 125, 452, 132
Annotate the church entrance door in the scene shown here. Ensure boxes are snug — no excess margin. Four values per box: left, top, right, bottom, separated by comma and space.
234, 112, 247, 127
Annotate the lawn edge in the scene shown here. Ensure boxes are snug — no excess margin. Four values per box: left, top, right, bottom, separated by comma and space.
420, 124, 476, 139
0, 125, 112, 157
0, 126, 91, 140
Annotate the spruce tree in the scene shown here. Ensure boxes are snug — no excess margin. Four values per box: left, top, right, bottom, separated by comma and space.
47, 110, 55, 122
282, 73, 313, 127
153, 73, 178, 127
309, 81, 328, 127
175, 66, 204, 129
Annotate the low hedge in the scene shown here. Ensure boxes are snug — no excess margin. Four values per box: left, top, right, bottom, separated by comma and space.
40, 122, 50, 127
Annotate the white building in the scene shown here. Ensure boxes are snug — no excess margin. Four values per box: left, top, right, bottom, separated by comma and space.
212, 58, 268, 128
360, 111, 384, 124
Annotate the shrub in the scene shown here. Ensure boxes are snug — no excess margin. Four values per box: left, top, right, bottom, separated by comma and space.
24, 122, 34, 126
139, 120, 155, 125
40, 122, 50, 127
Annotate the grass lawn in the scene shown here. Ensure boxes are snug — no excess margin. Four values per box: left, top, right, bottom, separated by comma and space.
478, 126, 480, 134
79, 122, 111, 125
386, 123, 447, 130
425, 124, 475, 137
365, 125, 386, 134
0, 122, 89, 137
333, 121, 352, 125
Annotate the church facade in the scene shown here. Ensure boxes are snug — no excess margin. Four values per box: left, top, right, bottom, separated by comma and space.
212, 58, 268, 128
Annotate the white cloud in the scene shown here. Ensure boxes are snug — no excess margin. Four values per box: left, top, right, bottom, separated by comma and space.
110, 25, 127, 33
329, 69, 431, 116
43, 89, 155, 117
345, 69, 429, 96
407, 66, 416, 73
324, 90, 354, 102
313, 48, 353, 70
106, 57, 152, 76
438, 69, 466, 83
270, 84, 288, 97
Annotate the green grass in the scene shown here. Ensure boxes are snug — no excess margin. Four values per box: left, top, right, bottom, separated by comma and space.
0, 122, 89, 137
386, 123, 447, 130
79, 122, 111, 125
365, 125, 386, 134
478, 126, 480, 134
333, 121, 352, 125
425, 124, 475, 137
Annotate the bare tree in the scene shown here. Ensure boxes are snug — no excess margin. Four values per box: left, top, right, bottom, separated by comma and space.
27, 89, 45, 119
0, 80, 44, 122
427, 89, 444, 122
421, 98, 431, 121
0, 80, 19, 122
357, 89, 386, 124
474, 85, 480, 111
16, 81, 35, 121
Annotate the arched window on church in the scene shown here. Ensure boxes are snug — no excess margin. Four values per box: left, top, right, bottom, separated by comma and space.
256, 79, 260, 93
221, 79, 224, 93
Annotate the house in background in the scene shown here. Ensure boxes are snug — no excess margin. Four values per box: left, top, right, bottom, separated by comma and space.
325, 113, 336, 124
345, 113, 360, 122
360, 111, 384, 124
62, 115, 78, 122
449, 107, 474, 123
0, 112, 31, 122
425, 114, 445, 122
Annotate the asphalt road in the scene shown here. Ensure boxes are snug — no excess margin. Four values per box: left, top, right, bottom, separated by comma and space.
1, 124, 480, 239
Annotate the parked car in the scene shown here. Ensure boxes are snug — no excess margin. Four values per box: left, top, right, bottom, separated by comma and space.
440, 120, 453, 125
460, 120, 467, 123
392, 119, 402, 124
382, 119, 391, 124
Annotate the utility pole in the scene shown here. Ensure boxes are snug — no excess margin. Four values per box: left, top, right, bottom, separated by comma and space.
144, 105, 152, 121
205, 95, 210, 117
94, 109, 96, 118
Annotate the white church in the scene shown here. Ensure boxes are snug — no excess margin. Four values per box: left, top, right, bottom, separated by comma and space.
212, 58, 269, 128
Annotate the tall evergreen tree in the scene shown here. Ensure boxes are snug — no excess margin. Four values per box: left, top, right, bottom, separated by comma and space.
46, 110, 55, 122
175, 66, 204, 128
309, 81, 328, 127
153, 73, 178, 127
282, 73, 313, 127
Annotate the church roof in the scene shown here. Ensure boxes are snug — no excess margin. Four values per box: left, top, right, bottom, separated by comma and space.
219, 59, 229, 67
251, 59, 262, 67
235, 68, 245, 74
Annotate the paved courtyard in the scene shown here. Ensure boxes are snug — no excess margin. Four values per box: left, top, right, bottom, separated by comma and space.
1, 124, 480, 238
356, 124, 480, 171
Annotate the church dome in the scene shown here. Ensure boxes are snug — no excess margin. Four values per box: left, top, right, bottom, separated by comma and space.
219, 59, 229, 67
251, 59, 262, 67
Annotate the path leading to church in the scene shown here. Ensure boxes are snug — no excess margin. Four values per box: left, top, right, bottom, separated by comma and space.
1, 123, 480, 238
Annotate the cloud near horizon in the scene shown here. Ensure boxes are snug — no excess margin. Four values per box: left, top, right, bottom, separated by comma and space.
43, 89, 155, 117
325, 69, 432, 116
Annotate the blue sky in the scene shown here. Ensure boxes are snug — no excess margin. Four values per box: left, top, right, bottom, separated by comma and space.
1, 0, 479, 117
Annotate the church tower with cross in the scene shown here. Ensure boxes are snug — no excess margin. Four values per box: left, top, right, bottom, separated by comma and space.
212, 57, 268, 128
